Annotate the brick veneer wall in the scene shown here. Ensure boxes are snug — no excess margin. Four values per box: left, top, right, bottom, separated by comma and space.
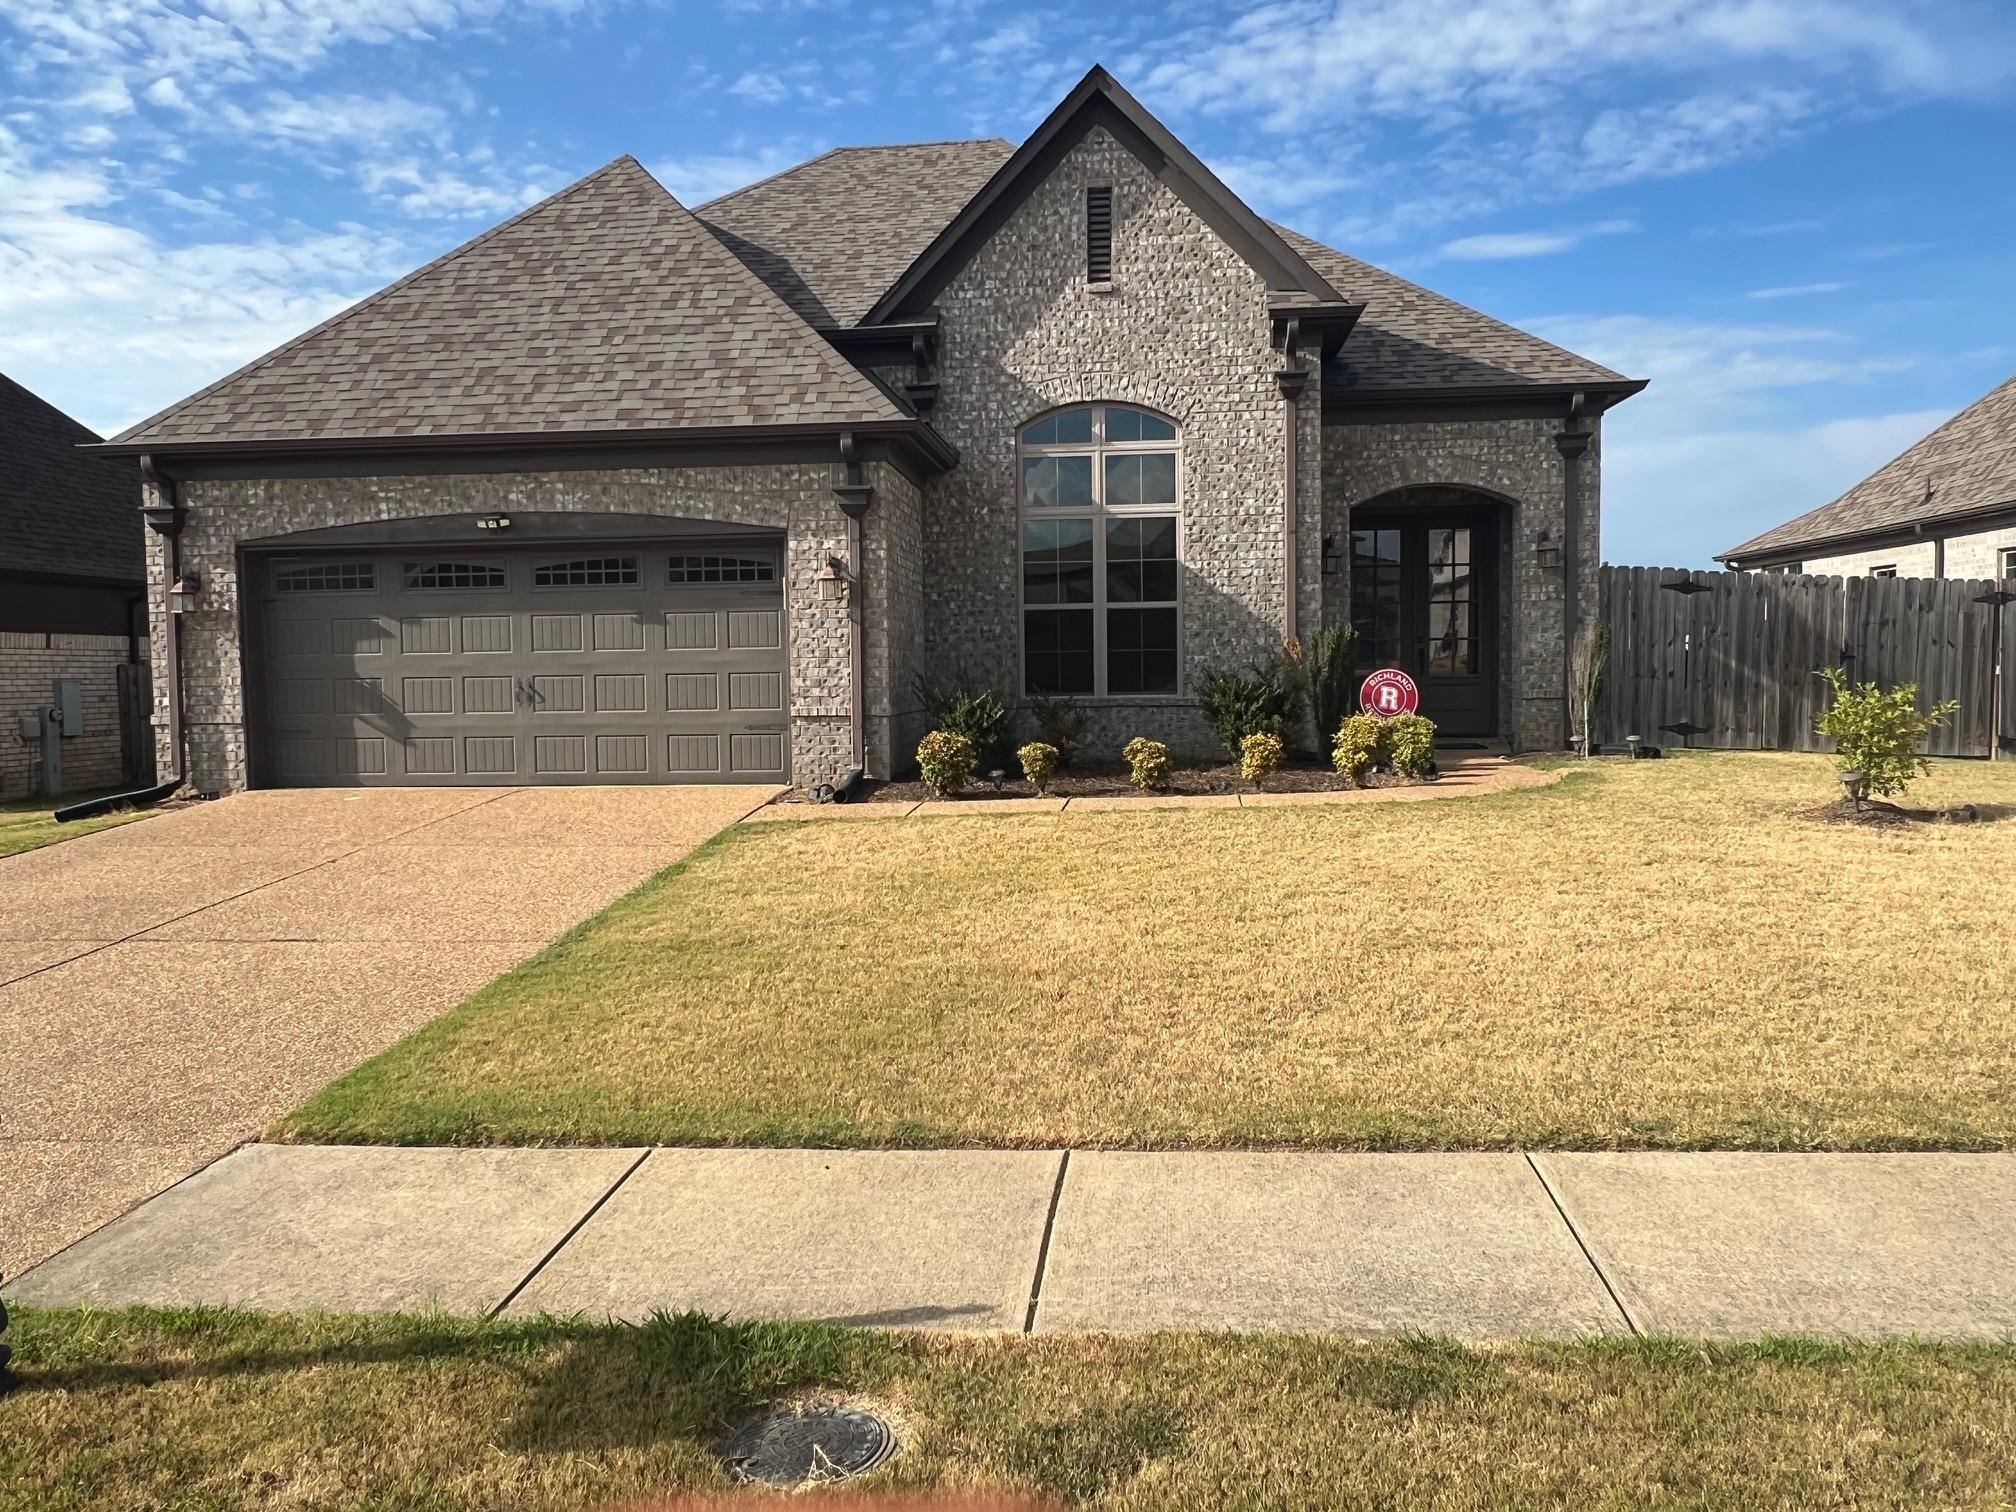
1321, 417, 1597, 751
1790, 540, 1939, 578
0, 631, 133, 797
921, 125, 1316, 762
144, 463, 889, 793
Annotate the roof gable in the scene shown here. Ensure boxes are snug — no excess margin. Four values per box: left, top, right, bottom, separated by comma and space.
699, 140, 1014, 329
115, 157, 906, 450
1723, 373, 2016, 560
862, 66, 1343, 325
0, 373, 140, 584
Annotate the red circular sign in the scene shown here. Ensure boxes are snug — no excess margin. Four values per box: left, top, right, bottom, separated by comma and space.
1359, 668, 1420, 718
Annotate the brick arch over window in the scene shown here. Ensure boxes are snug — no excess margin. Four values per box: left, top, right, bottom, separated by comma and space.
1017, 402, 1183, 698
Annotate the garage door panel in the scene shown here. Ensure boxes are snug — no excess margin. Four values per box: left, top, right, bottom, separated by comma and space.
255, 544, 786, 787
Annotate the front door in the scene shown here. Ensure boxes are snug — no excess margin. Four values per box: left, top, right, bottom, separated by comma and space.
1348, 510, 1498, 737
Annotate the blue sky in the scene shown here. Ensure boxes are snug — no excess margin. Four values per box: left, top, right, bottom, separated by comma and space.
3, 0, 2014, 565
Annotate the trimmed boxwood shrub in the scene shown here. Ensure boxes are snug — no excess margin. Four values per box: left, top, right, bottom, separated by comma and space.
1123, 736, 1172, 792
1332, 712, 1384, 784
1018, 741, 1061, 796
1240, 731, 1284, 789
916, 729, 977, 797
1385, 713, 1437, 779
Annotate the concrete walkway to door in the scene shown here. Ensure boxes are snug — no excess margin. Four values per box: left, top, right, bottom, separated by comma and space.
0, 783, 780, 1280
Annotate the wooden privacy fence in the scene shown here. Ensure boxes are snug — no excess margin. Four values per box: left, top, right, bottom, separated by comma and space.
116, 660, 154, 786
1595, 566, 2016, 759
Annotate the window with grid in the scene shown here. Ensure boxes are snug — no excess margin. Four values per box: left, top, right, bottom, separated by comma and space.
1870, 563, 1898, 578
532, 556, 638, 587
403, 561, 506, 590
2001, 546, 2016, 579
1019, 403, 1180, 697
274, 561, 375, 593
668, 553, 776, 583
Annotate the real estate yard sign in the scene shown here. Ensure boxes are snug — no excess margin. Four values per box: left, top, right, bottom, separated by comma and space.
1360, 668, 1419, 718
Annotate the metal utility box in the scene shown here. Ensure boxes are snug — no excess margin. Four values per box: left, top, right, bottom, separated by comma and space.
55, 677, 84, 738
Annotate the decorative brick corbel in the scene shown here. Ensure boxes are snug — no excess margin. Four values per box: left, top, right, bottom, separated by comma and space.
138, 454, 185, 535
833, 431, 875, 518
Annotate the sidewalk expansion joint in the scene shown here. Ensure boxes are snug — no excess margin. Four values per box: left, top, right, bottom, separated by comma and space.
1022, 1149, 1071, 1334
1524, 1151, 1640, 1336
488, 1147, 652, 1320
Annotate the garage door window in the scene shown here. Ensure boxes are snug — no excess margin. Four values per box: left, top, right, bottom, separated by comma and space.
533, 556, 639, 588
403, 561, 506, 590
275, 562, 375, 593
669, 553, 776, 583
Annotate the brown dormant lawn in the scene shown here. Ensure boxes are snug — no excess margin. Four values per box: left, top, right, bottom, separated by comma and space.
7, 1307, 2015, 1511
278, 752, 2016, 1151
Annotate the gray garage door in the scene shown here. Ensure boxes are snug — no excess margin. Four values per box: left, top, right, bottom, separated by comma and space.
250, 545, 789, 785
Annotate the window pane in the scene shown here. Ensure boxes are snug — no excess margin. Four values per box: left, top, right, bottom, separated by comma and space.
1136, 452, 1176, 504
1055, 454, 1092, 506
1025, 609, 1095, 696
1021, 456, 1054, 508
1106, 453, 1141, 506
1108, 607, 1179, 694
1022, 415, 1056, 445
1105, 406, 1175, 442
1051, 409, 1093, 443
1023, 519, 1094, 604
1107, 514, 1177, 606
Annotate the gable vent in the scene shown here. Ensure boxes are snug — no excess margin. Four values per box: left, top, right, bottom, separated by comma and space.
1086, 186, 1113, 283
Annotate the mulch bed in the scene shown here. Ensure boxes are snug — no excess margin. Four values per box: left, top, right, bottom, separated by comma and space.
1802, 796, 1980, 828
773, 756, 1438, 805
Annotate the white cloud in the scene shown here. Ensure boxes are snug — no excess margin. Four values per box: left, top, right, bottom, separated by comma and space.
1439, 218, 1639, 260
141, 76, 188, 109
1748, 281, 1849, 298
727, 71, 791, 104
653, 146, 820, 206
218, 91, 452, 149
356, 157, 552, 218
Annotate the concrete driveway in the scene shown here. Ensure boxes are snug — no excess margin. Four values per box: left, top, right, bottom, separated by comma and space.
0, 783, 779, 1280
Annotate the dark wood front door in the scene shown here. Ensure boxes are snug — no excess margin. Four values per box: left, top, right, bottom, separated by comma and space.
1349, 509, 1499, 737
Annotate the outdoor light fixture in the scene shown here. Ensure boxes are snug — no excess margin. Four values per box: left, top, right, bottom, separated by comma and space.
1535, 531, 1564, 570
475, 514, 512, 530
816, 557, 849, 604
169, 570, 203, 613
1841, 769, 1865, 807
1320, 534, 1342, 577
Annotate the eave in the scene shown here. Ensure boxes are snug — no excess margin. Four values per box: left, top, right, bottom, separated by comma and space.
1323, 378, 1647, 424
1718, 496, 2016, 569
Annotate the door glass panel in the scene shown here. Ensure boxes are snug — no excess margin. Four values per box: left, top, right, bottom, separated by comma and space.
1350, 528, 1404, 668
1426, 527, 1478, 675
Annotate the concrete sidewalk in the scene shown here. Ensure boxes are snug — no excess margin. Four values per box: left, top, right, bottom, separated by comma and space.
13, 1145, 2015, 1341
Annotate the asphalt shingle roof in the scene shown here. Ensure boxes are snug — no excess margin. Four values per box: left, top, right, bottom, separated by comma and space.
1724, 373, 2016, 559
116, 157, 906, 448
0, 372, 141, 584
698, 140, 1016, 329
1274, 228, 1625, 390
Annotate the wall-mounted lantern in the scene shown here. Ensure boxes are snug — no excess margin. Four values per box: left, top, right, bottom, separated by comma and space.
1535, 530, 1564, 571
816, 556, 850, 605
1320, 534, 1342, 578
169, 570, 203, 613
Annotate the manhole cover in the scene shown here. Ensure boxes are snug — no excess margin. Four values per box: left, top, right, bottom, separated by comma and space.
722, 1404, 898, 1486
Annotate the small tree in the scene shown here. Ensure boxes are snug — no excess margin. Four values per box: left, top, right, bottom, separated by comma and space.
1240, 731, 1284, 789
1814, 668, 1959, 798
916, 729, 977, 798
1569, 620, 1610, 757
1017, 741, 1061, 796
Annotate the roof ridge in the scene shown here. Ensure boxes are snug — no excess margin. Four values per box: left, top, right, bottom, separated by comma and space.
1273, 222, 1625, 384
694, 146, 847, 213
694, 138, 1014, 214
111, 157, 640, 445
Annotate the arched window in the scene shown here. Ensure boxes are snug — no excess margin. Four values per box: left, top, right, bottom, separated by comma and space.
1018, 403, 1180, 697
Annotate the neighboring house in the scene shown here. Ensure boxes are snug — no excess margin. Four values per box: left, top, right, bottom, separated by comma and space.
97, 68, 1641, 794
1721, 373, 2016, 579
0, 373, 145, 797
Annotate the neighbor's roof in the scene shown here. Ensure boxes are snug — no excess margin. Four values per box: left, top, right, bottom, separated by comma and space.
0, 372, 141, 584
700, 140, 1016, 328
114, 157, 908, 448
697, 135, 1622, 392
1723, 373, 2016, 560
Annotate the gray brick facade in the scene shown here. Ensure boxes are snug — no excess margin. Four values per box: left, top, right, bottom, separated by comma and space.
1, 631, 135, 798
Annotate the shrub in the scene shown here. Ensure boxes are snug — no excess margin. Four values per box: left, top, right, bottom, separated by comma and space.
1385, 713, 1437, 779
1197, 659, 1305, 758
916, 729, 977, 797
1022, 690, 1086, 768
1814, 667, 1959, 798
1018, 741, 1061, 795
1240, 731, 1284, 788
1123, 736, 1171, 792
1332, 712, 1385, 784
1283, 625, 1358, 753
912, 671, 1012, 770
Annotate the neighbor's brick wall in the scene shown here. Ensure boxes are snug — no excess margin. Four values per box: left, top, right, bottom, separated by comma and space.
922, 125, 1312, 761
1791, 540, 1939, 578
1947, 525, 2016, 580
1321, 417, 1598, 751
0, 631, 132, 797
144, 465, 872, 794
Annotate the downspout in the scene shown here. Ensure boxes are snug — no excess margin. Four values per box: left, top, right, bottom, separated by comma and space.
59, 454, 186, 819
1275, 318, 1308, 646
833, 432, 875, 781
1554, 394, 1592, 749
